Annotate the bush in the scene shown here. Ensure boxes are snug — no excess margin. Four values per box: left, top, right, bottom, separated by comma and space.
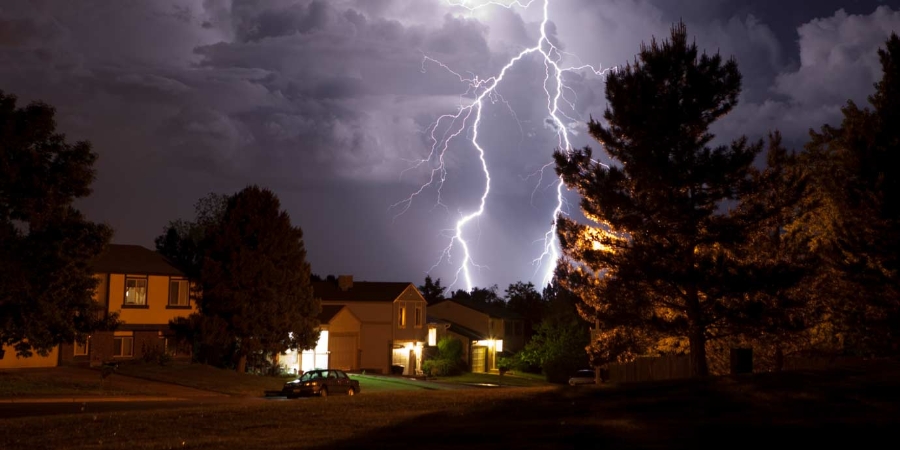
437, 337, 464, 362
141, 342, 173, 366
423, 358, 462, 377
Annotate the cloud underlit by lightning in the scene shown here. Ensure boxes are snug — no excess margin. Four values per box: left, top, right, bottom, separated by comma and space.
392, 0, 615, 292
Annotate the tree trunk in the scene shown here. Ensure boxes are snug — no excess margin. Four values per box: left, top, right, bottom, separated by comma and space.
688, 325, 708, 377
686, 284, 709, 377
236, 354, 247, 374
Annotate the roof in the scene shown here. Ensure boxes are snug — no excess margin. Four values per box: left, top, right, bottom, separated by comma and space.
313, 280, 414, 302
91, 244, 184, 276
426, 316, 487, 341
318, 305, 346, 323
431, 297, 522, 320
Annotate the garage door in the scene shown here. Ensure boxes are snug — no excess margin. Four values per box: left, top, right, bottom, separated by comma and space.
329, 334, 358, 371
471, 346, 487, 373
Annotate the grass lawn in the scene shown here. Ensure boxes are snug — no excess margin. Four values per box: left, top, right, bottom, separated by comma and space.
112, 362, 294, 397
349, 374, 435, 392
0, 367, 135, 397
430, 371, 551, 387
6, 361, 898, 449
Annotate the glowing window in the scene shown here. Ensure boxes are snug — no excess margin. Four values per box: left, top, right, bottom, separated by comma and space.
124, 278, 147, 305
428, 328, 437, 346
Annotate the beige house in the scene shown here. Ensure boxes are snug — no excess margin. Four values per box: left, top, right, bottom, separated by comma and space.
1, 244, 196, 369
277, 304, 362, 375
427, 297, 524, 373
301, 276, 429, 375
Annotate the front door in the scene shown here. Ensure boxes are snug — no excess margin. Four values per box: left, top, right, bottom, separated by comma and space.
472, 346, 486, 373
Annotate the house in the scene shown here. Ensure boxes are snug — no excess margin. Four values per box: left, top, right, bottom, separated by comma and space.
60, 244, 197, 366
427, 297, 524, 373
277, 305, 362, 375
306, 275, 429, 375
1, 244, 197, 369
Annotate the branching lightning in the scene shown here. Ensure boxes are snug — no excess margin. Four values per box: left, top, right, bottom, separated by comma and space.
392, 0, 614, 291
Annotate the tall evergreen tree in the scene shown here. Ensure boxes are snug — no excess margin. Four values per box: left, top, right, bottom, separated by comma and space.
199, 186, 320, 373
554, 23, 801, 376
799, 34, 900, 354
0, 90, 116, 358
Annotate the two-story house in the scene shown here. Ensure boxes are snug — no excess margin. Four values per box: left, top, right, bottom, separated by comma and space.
306, 275, 429, 375
427, 297, 524, 373
1, 244, 197, 369
60, 244, 197, 366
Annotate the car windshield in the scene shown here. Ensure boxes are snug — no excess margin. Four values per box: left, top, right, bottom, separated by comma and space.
298, 371, 325, 382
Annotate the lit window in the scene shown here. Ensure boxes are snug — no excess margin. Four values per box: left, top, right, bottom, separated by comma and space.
414, 305, 422, 328
428, 328, 437, 346
125, 278, 147, 305
74, 338, 90, 356
113, 336, 134, 357
399, 303, 406, 328
169, 279, 189, 306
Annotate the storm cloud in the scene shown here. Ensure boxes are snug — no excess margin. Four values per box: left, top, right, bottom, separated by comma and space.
0, 0, 897, 291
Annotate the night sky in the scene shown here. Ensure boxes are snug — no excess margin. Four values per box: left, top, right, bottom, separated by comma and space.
1, 0, 897, 292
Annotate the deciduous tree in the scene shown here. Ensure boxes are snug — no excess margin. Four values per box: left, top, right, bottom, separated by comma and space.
0, 90, 116, 358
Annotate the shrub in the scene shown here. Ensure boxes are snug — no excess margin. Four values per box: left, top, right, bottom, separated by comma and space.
423, 358, 462, 377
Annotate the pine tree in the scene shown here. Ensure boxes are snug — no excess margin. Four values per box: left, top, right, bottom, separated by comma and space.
554, 23, 803, 376
417, 275, 447, 305
799, 34, 900, 354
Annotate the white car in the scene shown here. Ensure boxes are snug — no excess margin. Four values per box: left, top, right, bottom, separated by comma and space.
568, 369, 597, 386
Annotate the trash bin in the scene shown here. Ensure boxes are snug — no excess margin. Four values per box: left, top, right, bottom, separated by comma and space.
391, 364, 405, 375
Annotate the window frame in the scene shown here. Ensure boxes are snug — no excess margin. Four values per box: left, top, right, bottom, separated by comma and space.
168, 277, 191, 308
414, 304, 423, 328
123, 276, 149, 308
113, 336, 134, 358
398, 302, 406, 328
74, 338, 90, 356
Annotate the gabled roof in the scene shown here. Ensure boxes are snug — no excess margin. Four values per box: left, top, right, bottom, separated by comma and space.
313, 280, 414, 302
431, 297, 522, 320
427, 316, 486, 341
318, 305, 346, 323
91, 244, 184, 276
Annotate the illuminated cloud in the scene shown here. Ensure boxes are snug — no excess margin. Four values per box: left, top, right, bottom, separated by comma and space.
0, 0, 894, 290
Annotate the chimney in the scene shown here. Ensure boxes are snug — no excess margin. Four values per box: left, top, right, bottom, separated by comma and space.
337, 275, 353, 291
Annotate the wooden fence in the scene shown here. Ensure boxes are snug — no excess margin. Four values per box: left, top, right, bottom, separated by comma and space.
608, 355, 693, 383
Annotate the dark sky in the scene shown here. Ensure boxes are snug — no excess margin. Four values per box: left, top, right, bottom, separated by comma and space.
1, 0, 897, 292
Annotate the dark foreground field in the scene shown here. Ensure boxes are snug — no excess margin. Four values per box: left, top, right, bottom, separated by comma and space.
3, 362, 899, 449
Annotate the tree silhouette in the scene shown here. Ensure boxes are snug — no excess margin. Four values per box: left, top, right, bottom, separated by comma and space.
418, 275, 447, 305
0, 90, 116, 359
554, 23, 802, 376
198, 185, 320, 373
799, 33, 900, 355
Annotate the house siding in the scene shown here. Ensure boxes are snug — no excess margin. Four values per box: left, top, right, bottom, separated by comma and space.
0, 345, 59, 369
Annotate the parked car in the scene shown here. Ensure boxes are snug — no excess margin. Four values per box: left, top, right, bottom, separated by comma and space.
282, 369, 360, 398
568, 369, 597, 386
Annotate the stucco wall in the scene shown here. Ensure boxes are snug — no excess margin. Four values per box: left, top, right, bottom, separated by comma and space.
106, 274, 197, 325
0, 344, 58, 369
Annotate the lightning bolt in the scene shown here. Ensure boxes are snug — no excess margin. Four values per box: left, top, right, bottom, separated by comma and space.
392, 0, 614, 291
